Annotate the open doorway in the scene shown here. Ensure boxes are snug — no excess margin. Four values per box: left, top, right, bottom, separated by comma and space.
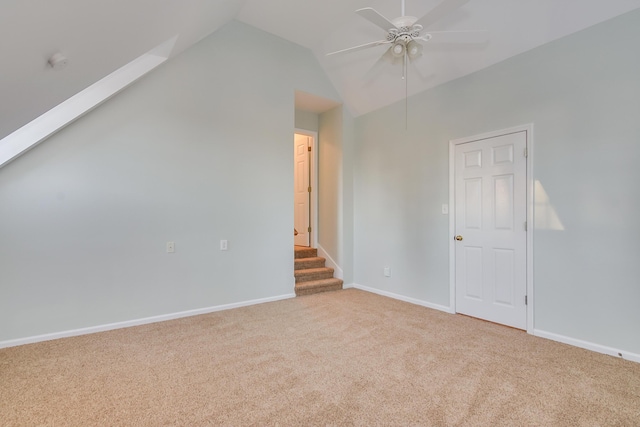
294, 130, 317, 247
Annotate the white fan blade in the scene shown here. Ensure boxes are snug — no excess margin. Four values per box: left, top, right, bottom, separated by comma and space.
356, 7, 398, 31
363, 47, 393, 84
362, 46, 406, 85
408, 57, 433, 83
414, 0, 470, 29
419, 30, 488, 44
326, 40, 392, 56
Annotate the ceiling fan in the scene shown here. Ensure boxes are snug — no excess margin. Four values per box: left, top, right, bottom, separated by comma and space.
327, 0, 484, 80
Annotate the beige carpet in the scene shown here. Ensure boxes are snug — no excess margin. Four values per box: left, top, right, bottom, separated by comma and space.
1, 289, 639, 426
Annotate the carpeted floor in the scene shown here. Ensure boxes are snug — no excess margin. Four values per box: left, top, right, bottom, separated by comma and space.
1, 289, 639, 426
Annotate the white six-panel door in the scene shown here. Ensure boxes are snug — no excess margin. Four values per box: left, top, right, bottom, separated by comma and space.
294, 133, 311, 247
454, 131, 527, 329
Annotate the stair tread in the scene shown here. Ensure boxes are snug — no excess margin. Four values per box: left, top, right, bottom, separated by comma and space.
294, 256, 326, 263
294, 257, 326, 270
295, 278, 343, 288
294, 267, 334, 281
294, 266, 333, 274
295, 278, 343, 296
294, 247, 318, 259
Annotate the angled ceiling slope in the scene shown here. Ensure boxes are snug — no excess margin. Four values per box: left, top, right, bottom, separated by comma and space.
295, 91, 341, 115
0, 0, 245, 142
0, 37, 177, 168
1, 0, 640, 158
238, 0, 640, 116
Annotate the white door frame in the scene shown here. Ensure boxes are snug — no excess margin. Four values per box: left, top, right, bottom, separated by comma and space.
294, 129, 318, 247
448, 124, 534, 334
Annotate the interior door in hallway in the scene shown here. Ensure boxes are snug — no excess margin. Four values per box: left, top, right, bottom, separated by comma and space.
454, 131, 527, 329
294, 133, 311, 246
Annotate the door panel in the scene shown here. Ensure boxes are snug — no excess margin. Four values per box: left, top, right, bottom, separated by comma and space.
493, 249, 515, 305
455, 131, 527, 329
464, 178, 483, 229
494, 175, 514, 230
294, 134, 310, 246
464, 246, 484, 299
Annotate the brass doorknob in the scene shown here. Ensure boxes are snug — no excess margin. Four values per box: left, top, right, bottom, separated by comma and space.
455, 235, 463, 241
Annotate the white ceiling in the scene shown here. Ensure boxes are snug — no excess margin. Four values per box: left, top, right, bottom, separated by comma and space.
2, 0, 640, 139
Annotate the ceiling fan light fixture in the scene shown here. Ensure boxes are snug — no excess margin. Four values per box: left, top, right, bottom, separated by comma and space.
392, 42, 405, 57
407, 40, 423, 59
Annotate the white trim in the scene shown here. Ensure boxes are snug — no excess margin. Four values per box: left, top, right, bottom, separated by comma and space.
534, 329, 640, 364
353, 284, 454, 314
525, 125, 535, 334
0, 293, 295, 349
448, 143, 456, 312
317, 244, 343, 280
449, 124, 534, 331
294, 128, 318, 248
0, 35, 178, 169
352, 285, 640, 364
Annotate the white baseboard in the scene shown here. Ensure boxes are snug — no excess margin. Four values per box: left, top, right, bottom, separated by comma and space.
353, 283, 454, 314
0, 293, 296, 350
317, 244, 343, 280
534, 329, 640, 364
352, 285, 639, 364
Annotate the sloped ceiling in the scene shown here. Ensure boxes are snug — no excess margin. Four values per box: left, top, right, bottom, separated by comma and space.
2, 0, 640, 139
0, 0, 244, 140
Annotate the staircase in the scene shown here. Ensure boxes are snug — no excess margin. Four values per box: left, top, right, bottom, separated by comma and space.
294, 246, 343, 296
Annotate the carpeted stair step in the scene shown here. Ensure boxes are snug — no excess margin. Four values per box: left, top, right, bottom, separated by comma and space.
294, 247, 317, 259
293, 246, 342, 296
295, 267, 334, 283
295, 278, 344, 296
294, 256, 327, 271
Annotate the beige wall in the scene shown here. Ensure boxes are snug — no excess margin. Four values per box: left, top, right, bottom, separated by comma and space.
318, 107, 342, 267
353, 10, 640, 355
0, 21, 344, 344
294, 109, 319, 132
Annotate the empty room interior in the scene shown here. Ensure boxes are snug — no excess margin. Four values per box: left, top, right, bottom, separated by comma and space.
1, 0, 639, 425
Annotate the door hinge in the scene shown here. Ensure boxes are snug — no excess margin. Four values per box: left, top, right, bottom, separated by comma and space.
308, 226, 311, 233
524, 147, 528, 158
525, 295, 528, 305
308, 186, 312, 193
308, 146, 312, 152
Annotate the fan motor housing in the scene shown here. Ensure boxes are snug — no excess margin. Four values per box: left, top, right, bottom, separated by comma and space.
388, 16, 422, 45
392, 16, 418, 28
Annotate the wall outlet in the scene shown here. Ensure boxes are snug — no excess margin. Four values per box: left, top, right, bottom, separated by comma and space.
384, 267, 391, 277
220, 240, 228, 251
166, 242, 175, 253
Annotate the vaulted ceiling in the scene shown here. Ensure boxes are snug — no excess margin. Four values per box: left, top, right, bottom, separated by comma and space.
2, 0, 639, 140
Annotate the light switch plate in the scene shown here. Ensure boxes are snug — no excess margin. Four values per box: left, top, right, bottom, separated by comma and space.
166, 242, 175, 253
442, 204, 449, 215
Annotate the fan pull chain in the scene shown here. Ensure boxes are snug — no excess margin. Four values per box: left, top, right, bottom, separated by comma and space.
405, 75, 408, 129
405, 54, 408, 130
